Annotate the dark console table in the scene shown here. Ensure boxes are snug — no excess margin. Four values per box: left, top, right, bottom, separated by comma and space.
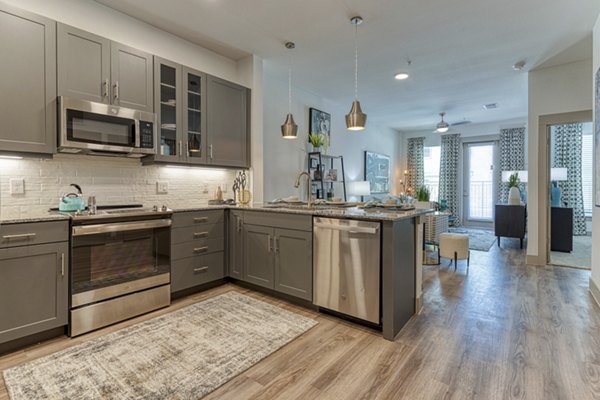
551, 207, 573, 252
495, 204, 526, 249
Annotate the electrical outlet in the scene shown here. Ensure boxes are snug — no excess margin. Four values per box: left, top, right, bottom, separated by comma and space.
156, 181, 169, 194
10, 178, 24, 195
202, 184, 209, 194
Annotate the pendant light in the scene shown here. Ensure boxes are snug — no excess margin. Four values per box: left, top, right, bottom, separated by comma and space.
281, 41, 298, 139
345, 16, 367, 131
436, 112, 449, 133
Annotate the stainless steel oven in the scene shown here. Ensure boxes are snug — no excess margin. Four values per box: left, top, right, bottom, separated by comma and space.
58, 96, 156, 157
69, 213, 171, 336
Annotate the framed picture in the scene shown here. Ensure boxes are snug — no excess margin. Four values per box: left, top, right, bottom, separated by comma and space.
309, 157, 319, 169
309, 108, 331, 144
325, 169, 338, 181
596, 67, 600, 206
364, 151, 390, 194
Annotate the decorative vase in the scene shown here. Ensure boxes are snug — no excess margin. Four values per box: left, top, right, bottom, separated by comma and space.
508, 187, 521, 205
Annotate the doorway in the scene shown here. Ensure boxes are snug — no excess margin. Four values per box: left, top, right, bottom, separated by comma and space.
462, 142, 497, 228
548, 121, 593, 269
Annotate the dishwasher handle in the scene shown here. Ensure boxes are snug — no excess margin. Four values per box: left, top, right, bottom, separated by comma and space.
313, 222, 379, 234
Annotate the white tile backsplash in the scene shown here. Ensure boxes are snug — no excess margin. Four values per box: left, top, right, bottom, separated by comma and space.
0, 154, 238, 219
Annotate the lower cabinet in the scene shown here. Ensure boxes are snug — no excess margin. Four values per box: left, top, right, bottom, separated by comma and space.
239, 212, 313, 301
171, 252, 224, 292
228, 210, 244, 279
0, 241, 69, 344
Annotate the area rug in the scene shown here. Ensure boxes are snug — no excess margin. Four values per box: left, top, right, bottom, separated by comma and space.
3, 292, 317, 400
448, 227, 496, 252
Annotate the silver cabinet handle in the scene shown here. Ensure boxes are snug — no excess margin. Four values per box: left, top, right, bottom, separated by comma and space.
103, 79, 109, 99
113, 81, 119, 100
194, 232, 208, 238
313, 222, 379, 234
185, 142, 189, 156
2, 233, 36, 240
179, 141, 182, 157
274, 236, 279, 252
193, 246, 208, 253
73, 219, 171, 236
193, 217, 208, 223
237, 218, 242, 232
61, 253, 65, 277
193, 266, 208, 274
268, 235, 272, 252
209, 144, 213, 159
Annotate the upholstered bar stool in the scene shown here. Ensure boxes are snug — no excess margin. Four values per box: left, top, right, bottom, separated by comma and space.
438, 233, 470, 272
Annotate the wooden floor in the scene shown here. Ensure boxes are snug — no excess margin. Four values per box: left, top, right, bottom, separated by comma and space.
2, 240, 600, 399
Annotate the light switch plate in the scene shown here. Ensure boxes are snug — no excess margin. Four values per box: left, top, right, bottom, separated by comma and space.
156, 181, 168, 194
10, 178, 24, 195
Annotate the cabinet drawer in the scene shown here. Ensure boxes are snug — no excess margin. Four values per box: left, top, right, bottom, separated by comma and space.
243, 211, 312, 232
171, 252, 224, 292
171, 223, 224, 244
172, 210, 224, 228
0, 221, 69, 248
171, 237, 224, 260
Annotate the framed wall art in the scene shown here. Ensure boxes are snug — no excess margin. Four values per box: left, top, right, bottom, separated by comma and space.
309, 108, 331, 144
364, 151, 390, 194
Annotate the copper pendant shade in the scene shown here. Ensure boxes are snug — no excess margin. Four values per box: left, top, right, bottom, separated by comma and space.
346, 16, 367, 131
281, 41, 298, 139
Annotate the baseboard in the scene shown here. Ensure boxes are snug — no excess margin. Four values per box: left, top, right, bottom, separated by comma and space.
526, 254, 545, 266
589, 277, 600, 308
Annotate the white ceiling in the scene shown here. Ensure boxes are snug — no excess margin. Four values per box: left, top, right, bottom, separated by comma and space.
95, 0, 600, 132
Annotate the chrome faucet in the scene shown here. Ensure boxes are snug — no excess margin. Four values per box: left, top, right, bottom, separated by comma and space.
294, 172, 313, 207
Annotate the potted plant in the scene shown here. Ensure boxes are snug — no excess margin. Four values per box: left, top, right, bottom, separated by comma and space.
309, 133, 325, 152
415, 186, 431, 209
508, 172, 521, 205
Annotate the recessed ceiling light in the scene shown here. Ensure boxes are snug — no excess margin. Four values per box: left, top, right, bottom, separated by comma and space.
483, 103, 498, 110
394, 72, 409, 80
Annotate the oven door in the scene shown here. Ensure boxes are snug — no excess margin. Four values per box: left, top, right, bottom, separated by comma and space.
71, 219, 171, 307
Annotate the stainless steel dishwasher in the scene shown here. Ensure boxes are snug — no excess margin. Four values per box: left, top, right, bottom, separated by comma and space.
313, 217, 381, 324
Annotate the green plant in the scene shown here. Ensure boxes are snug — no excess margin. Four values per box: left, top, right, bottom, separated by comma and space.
309, 133, 325, 148
508, 172, 520, 188
416, 186, 430, 202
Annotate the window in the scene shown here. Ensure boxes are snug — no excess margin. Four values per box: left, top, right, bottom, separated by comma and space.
423, 146, 440, 201
582, 126, 593, 216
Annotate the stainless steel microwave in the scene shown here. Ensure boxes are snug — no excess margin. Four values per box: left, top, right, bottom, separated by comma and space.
58, 96, 157, 157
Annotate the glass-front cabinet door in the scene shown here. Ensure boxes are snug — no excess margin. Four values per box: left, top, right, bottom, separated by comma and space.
154, 57, 182, 161
183, 67, 207, 163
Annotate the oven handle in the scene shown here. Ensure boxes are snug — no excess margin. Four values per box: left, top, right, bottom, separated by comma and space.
72, 219, 171, 236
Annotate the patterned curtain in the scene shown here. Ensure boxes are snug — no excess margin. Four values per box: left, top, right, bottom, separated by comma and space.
406, 137, 425, 195
498, 127, 526, 202
551, 124, 586, 235
439, 134, 461, 226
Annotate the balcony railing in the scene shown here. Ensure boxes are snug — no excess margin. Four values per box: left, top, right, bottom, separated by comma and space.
469, 180, 493, 219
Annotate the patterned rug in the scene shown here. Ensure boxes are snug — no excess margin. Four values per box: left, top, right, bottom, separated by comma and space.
3, 292, 317, 400
448, 227, 496, 252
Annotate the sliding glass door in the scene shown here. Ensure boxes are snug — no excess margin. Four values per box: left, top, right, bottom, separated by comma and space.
463, 142, 496, 225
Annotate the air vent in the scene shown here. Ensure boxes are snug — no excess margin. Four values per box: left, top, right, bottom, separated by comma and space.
483, 103, 498, 110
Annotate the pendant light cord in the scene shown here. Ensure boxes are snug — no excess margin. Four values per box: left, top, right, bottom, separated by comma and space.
287, 45, 293, 113
354, 23, 358, 100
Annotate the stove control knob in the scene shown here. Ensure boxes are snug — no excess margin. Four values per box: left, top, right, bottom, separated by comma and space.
152, 205, 158, 212
161, 205, 168, 212
75, 209, 82, 216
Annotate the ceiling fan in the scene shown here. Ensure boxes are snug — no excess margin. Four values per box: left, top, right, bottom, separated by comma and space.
434, 112, 471, 133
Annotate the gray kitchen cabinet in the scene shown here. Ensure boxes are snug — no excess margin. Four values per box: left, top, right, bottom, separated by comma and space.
183, 67, 208, 164
243, 224, 274, 289
228, 210, 244, 279
206, 75, 249, 168
240, 212, 312, 301
170, 210, 225, 293
152, 57, 182, 162
0, 241, 68, 345
58, 23, 153, 112
274, 228, 312, 301
0, 3, 56, 155
110, 42, 153, 112
57, 24, 109, 104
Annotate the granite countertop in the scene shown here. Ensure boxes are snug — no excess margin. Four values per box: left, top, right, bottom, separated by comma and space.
0, 204, 432, 225
0, 213, 71, 225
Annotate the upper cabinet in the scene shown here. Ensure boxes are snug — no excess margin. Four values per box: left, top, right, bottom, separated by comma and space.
0, 3, 56, 155
146, 60, 249, 169
57, 23, 153, 112
206, 75, 249, 168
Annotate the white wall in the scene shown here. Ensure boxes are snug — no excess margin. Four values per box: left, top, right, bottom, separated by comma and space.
591, 15, 600, 292
527, 59, 593, 258
262, 73, 402, 202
